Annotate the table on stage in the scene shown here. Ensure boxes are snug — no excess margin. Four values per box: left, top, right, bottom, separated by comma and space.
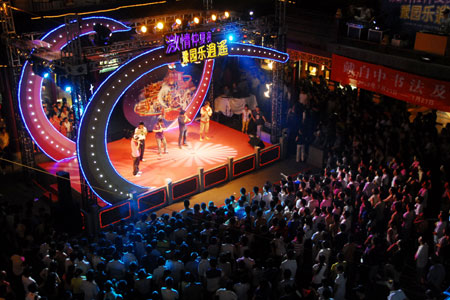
214, 94, 258, 117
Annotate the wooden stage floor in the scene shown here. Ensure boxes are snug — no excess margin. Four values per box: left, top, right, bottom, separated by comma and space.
39, 121, 270, 198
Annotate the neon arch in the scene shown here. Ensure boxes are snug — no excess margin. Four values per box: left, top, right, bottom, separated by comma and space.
78, 42, 288, 205
18, 17, 131, 162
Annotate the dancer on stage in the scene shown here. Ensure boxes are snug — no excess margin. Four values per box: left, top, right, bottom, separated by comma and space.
134, 122, 148, 162
199, 101, 212, 141
131, 135, 142, 177
154, 118, 167, 158
178, 110, 190, 148
254, 106, 267, 138
241, 104, 254, 134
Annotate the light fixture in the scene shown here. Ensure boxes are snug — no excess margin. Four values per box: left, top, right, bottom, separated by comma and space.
156, 22, 164, 30
139, 25, 148, 33
193, 17, 200, 24
211, 14, 217, 21
224, 11, 230, 18
175, 18, 182, 25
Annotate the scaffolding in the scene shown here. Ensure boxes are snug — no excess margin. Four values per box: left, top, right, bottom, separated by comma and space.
0, 0, 36, 172
271, 0, 287, 143
62, 15, 98, 209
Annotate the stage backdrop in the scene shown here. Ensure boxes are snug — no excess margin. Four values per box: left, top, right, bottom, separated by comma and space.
331, 54, 450, 112
121, 63, 202, 131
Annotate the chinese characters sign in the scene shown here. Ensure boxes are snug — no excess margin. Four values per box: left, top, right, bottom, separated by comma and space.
181, 40, 228, 64
383, 0, 450, 33
331, 54, 450, 112
165, 31, 229, 64
165, 31, 213, 54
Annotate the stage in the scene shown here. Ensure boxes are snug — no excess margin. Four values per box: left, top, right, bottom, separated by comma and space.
38, 121, 270, 205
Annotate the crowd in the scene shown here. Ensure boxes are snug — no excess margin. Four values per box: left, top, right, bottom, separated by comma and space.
42, 98, 75, 140
0, 78, 449, 300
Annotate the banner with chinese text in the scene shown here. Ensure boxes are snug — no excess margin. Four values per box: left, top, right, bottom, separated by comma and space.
331, 54, 450, 111
381, 0, 450, 34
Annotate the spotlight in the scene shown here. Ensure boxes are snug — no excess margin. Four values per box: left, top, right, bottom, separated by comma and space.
64, 85, 72, 93
249, 11, 254, 16
193, 17, 200, 24
227, 34, 234, 41
43, 72, 49, 78
224, 11, 230, 18
139, 25, 148, 33
156, 22, 164, 30
211, 14, 217, 21
175, 18, 182, 25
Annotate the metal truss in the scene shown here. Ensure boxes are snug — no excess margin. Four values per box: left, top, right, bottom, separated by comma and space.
0, 0, 36, 172
271, 0, 287, 143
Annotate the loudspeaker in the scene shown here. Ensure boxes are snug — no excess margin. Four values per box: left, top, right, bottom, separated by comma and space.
55, 171, 81, 233
56, 171, 72, 204
249, 136, 265, 149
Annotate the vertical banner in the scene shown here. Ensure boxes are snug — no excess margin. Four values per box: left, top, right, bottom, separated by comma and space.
331, 54, 450, 111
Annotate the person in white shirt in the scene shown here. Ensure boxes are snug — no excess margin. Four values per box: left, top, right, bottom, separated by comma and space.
415, 236, 428, 282
334, 265, 346, 300
280, 250, 297, 278
134, 122, 148, 162
106, 253, 126, 279
251, 186, 262, 205
387, 281, 408, 300
161, 277, 179, 300
152, 257, 167, 287
216, 281, 238, 300
79, 270, 99, 300
261, 185, 272, 207
199, 101, 213, 141
241, 104, 254, 134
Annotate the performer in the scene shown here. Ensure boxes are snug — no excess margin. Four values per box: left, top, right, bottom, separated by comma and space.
154, 117, 167, 157
134, 122, 148, 162
178, 110, 190, 148
241, 104, 254, 134
199, 101, 212, 141
131, 135, 141, 176
254, 106, 267, 138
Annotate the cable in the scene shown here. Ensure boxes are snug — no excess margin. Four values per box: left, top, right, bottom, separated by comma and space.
29, 1, 167, 20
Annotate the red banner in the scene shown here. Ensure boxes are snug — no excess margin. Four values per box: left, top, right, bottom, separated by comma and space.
331, 54, 450, 112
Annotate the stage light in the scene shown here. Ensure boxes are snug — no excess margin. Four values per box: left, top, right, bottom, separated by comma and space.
193, 17, 200, 24
224, 11, 230, 18
140, 25, 147, 33
227, 34, 234, 41
211, 14, 217, 21
156, 22, 164, 30
249, 11, 254, 16
176, 18, 182, 25
64, 85, 71, 93
43, 72, 49, 78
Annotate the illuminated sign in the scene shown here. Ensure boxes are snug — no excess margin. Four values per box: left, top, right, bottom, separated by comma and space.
181, 40, 228, 64
165, 31, 213, 54
165, 31, 229, 64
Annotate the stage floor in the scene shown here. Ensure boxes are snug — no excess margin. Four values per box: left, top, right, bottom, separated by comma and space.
39, 121, 270, 201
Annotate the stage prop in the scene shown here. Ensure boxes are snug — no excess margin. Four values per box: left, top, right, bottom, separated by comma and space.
78, 40, 289, 207
18, 17, 131, 161
214, 94, 258, 117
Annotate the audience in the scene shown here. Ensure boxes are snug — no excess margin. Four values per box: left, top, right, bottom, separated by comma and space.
0, 79, 449, 300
